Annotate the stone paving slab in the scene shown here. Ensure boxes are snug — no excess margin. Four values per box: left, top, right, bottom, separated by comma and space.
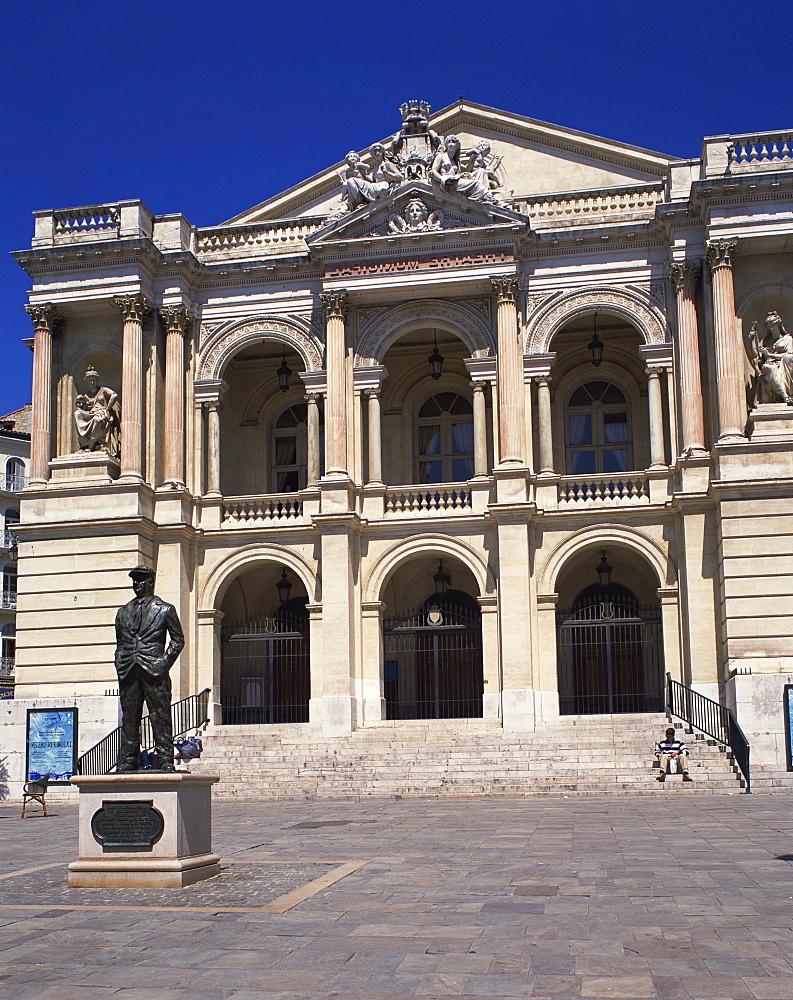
1, 795, 793, 999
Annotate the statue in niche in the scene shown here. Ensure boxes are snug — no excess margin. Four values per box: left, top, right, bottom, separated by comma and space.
749, 311, 793, 405
388, 198, 443, 233
430, 136, 503, 204
339, 143, 404, 214
74, 366, 121, 457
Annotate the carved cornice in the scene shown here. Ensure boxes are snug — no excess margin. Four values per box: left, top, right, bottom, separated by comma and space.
320, 290, 349, 320
668, 260, 701, 293
25, 302, 62, 334
705, 239, 738, 271
159, 304, 193, 336
491, 275, 520, 304
113, 294, 152, 322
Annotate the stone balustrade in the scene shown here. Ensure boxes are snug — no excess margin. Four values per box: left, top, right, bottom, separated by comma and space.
517, 183, 664, 226
195, 218, 326, 257
728, 132, 793, 169
384, 484, 473, 516
222, 495, 305, 525
557, 473, 650, 507
53, 205, 120, 238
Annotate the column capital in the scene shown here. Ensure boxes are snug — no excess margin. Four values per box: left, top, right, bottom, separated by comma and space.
320, 290, 349, 319
471, 380, 487, 393
159, 304, 193, 335
202, 399, 222, 413
364, 386, 381, 400
25, 302, 62, 334
113, 293, 152, 322
534, 374, 552, 388
490, 275, 520, 304
705, 239, 738, 271
646, 366, 665, 379
305, 392, 321, 405
668, 260, 701, 292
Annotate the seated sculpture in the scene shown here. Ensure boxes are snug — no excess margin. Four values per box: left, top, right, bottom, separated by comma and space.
340, 144, 404, 213
430, 136, 502, 204
749, 311, 793, 405
74, 366, 121, 457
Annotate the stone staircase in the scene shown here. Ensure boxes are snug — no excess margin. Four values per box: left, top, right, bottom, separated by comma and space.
188, 713, 750, 798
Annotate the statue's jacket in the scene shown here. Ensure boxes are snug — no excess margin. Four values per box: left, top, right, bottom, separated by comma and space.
114, 596, 185, 679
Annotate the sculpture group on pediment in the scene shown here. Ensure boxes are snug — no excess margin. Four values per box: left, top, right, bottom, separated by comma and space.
332, 100, 505, 219
74, 366, 121, 457
748, 310, 793, 406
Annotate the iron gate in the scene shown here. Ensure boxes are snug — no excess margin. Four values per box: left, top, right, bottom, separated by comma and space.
383, 598, 483, 720
556, 587, 664, 715
221, 607, 309, 724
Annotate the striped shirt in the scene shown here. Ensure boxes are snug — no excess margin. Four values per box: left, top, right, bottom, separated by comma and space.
655, 737, 689, 756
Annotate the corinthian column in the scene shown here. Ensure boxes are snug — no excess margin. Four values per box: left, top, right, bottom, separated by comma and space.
114, 294, 151, 481
535, 376, 554, 474
25, 303, 60, 484
646, 367, 666, 468
472, 381, 488, 477
160, 305, 192, 487
306, 393, 321, 486
491, 276, 523, 464
669, 261, 706, 454
320, 291, 349, 477
365, 388, 383, 485
205, 401, 222, 496
706, 240, 744, 441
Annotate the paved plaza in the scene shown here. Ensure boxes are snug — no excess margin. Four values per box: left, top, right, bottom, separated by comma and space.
1, 792, 792, 1000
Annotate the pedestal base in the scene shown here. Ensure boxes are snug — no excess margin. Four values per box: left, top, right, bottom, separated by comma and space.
49, 451, 120, 484
68, 772, 221, 888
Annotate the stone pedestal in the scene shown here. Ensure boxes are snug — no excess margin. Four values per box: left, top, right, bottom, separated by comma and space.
49, 451, 120, 484
68, 772, 221, 888
747, 403, 793, 441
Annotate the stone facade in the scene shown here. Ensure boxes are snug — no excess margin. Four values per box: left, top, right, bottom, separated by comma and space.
7, 102, 793, 789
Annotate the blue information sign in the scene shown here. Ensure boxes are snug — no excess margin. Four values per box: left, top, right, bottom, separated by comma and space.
26, 708, 79, 783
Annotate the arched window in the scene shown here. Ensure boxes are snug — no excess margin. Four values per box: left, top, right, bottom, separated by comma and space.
565, 380, 630, 475
272, 403, 324, 493
416, 392, 474, 484
5, 458, 25, 491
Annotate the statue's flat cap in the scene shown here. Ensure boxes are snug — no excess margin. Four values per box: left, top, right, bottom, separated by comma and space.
129, 564, 155, 579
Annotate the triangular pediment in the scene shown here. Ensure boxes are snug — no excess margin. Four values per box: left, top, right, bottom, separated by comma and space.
307, 181, 528, 250
225, 100, 680, 228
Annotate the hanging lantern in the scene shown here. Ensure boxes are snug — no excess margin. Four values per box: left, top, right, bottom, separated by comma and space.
277, 352, 292, 392
428, 330, 444, 380
276, 567, 293, 604
595, 551, 613, 588
588, 312, 604, 367
433, 559, 451, 595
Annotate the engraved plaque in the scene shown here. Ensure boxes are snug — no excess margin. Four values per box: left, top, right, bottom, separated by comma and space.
91, 799, 164, 849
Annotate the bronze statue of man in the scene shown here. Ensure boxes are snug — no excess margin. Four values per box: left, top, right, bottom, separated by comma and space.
114, 565, 185, 772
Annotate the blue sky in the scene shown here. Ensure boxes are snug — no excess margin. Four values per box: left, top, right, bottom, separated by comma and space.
2, 0, 791, 415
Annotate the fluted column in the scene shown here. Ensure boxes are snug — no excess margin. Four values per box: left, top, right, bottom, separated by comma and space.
205, 401, 222, 496
25, 303, 60, 484
535, 376, 554, 474
706, 239, 744, 441
320, 291, 349, 477
365, 388, 383, 485
160, 305, 192, 487
491, 276, 523, 464
306, 393, 321, 486
669, 261, 706, 454
114, 294, 151, 481
646, 367, 666, 468
472, 381, 488, 477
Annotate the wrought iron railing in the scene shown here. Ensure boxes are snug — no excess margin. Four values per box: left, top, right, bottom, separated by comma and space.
666, 674, 750, 792
3, 474, 29, 492
0, 656, 14, 675
76, 688, 210, 775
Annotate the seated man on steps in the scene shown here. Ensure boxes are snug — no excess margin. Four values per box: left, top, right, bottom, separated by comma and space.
654, 727, 693, 782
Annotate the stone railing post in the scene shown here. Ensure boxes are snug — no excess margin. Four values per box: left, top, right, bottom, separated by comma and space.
160, 305, 192, 488
320, 291, 349, 477
706, 239, 744, 441
114, 294, 151, 481
535, 376, 554, 474
25, 303, 61, 484
646, 367, 666, 468
491, 276, 523, 465
669, 261, 706, 454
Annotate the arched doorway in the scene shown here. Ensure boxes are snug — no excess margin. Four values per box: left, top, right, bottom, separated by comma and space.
556, 582, 663, 715
219, 566, 310, 724
381, 555, 483, 720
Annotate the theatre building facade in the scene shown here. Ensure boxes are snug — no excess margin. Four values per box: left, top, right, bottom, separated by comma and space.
7, 100, 793, 780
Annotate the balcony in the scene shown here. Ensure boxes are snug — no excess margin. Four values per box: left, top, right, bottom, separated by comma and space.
384, 484, 474, 517
703, 131, 793, 177
1, 529, 17, 550
1, 592, 17, 610
0, 656, 13, 676
222, 494, 308, 527
3, 474, 28, 492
